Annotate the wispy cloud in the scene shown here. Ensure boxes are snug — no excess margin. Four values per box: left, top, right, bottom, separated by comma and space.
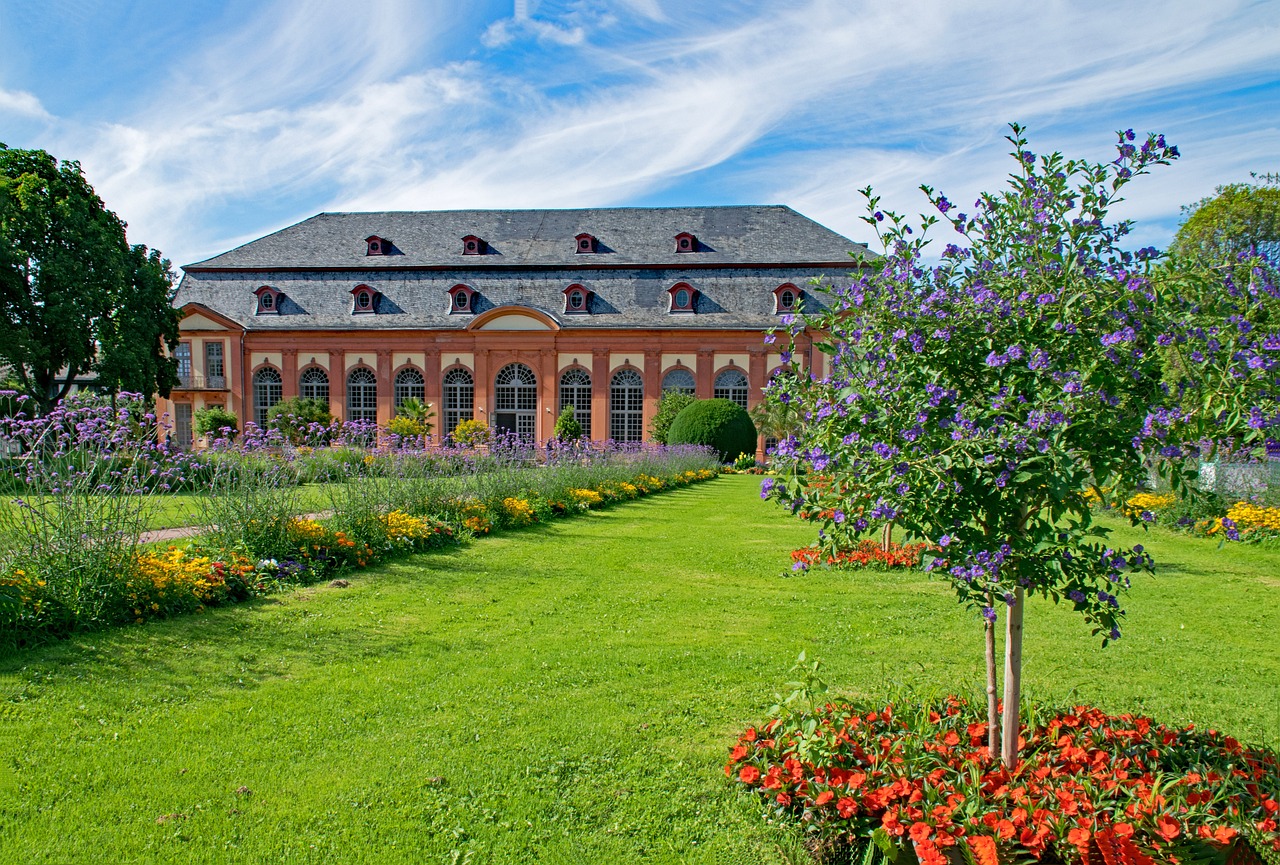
0, 88, 52, 120
12, 0, 1280, 265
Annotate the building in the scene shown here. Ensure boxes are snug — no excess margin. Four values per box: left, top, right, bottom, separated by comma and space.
161, 206, 870, 449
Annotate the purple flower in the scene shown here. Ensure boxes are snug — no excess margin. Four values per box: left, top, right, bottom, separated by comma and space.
760, 478, 775, 499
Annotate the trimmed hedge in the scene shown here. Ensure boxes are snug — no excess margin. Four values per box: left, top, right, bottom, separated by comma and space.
667, 398, 757, 461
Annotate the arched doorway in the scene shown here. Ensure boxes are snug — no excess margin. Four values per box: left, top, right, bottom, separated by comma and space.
494, 363, 537, 439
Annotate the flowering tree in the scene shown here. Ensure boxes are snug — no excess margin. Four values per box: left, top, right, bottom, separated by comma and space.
762, 124, 1280, 768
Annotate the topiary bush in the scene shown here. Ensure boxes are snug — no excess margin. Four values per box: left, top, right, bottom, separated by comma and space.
552, 405, 583, 441
666, 398, 756, 462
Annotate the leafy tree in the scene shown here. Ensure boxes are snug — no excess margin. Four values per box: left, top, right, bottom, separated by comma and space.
266, 397, 332, 444
0, 145, 178, 414
763, 125, 1278, 768
1169, 177, 1280, 264
751, 370, 803, 445
648, 391, 698, 444
95, 245, 182, 399
552, 405, 583, 441
194, 405, 239, 440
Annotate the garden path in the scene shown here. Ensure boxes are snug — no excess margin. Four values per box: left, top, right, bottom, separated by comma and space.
138, 512, 331, 545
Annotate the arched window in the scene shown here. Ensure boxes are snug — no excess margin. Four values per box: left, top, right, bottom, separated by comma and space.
714, 368, 749, 408
347, 368, 378, 425
394, 367, 425, 409
494, 363, 537, 439
442, 367, 474, 438
661, 367, 695, 395
559, 368, 592, 437
610, 369, 643, 442
253, 366, 282, 428
300, 367, 329, 405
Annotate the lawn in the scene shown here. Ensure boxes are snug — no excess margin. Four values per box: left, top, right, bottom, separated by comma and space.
1, 475, 1277, 863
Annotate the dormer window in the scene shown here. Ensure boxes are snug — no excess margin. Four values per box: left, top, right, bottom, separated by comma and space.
254, 285, 281, 315
773, 283, 800, 314
575, 233, 597, 254
365, 235, 390, 256
667, 282, 697, 314
462, 235, 487, 255
675, 232, 697, 253
448, 284, 476, 314
563, 284, 592, 314
350, 284, 379, 314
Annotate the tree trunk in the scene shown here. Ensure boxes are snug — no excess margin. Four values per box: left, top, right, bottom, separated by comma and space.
1001, 586, 1025, 769
985, 596, 1000, 762
880, 521, 893, 553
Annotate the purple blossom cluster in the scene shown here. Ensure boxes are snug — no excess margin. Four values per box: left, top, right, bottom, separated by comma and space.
759, 124, 1279, 645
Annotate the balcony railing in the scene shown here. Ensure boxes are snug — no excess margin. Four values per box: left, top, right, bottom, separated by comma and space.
174, 373, 228, 390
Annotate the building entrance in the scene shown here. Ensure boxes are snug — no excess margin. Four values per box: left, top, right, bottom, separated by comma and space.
494, 363, 537, 439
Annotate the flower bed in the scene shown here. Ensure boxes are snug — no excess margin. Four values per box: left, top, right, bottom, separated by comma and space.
727, 696, 1280, 864
791, 539, 934, 571
2, 466, 720, 644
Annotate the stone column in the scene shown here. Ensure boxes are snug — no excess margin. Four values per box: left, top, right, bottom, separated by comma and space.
540, 348, 557, 441
749, 347, 767, 459
474, 348, 491, 428
642, 349, 661, 441
331, 357, 346, 423
695, 349, 714, 399
376, 349, 393, 427
423, 348, 441, 444
281, 349, 299, 400
592, 350, 610, 441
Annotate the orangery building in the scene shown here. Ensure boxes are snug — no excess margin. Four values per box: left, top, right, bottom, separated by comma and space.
161, 206, 869, 449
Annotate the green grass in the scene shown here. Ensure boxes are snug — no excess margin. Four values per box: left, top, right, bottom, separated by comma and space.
1, 476, 1278, 863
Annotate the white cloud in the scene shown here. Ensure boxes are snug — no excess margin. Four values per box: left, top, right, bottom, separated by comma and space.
0, 87, 52, 120
19, 0, 1280, 265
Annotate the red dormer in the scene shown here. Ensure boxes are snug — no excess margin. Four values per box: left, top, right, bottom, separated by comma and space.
462, 235, 487, 255
254, 284, 281, 315
667, 282, 697, 314
563, 283, 592, 315
574, 233, 597, 254
350, 284, 379, 315
448, 283, 477, 314
365, 235, 390, 256
674, 232, 697, 253
773, 283, 800, 314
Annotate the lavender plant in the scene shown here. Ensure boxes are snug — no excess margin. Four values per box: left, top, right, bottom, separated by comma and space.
0, 392, 195, 634
762, 125, 1280, 768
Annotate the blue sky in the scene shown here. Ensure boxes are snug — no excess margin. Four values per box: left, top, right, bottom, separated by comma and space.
2, 0, 1278, 269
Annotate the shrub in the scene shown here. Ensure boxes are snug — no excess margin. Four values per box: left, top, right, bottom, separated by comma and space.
649, 392, 698, 444
194, 406, 239, 440
266, 397, 333, 444
667, 398, 757, 462
451, 418, 490, 447
552, 405, 583, 441
387, 414, 428, 441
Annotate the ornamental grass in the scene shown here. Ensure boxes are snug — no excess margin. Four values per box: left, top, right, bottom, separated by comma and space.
727, 695, 1280, 865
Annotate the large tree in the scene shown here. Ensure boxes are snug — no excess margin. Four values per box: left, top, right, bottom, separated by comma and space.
762, 125, 1279, 769
1169, 176, 1280, 263
0, 144, 178, 412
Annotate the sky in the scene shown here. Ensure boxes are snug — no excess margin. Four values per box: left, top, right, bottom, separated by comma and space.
1, 0, 1278, 270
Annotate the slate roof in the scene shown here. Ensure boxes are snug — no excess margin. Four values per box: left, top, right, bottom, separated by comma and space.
176, 206, 872, 331
184, 205, 868, 271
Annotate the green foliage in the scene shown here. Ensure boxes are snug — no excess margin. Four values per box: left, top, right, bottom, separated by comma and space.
387, 414, 428, 439
667, 398, 757, 461
394, 397, 434, 437
193, 405, 238, 440
649, 391, 698, 444
0, 145, 175, 412
93, 245, 181, 399
552, 404, 583, 441
451, 418, 489, 447
265, 397, 332, 444
5, 478, 1280, 861
750, 370, 803, 444
1170, 179, 1280, 264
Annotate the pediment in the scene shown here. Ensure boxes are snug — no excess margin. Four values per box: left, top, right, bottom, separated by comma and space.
182, 312, 231, 331
468, 307, 558, 331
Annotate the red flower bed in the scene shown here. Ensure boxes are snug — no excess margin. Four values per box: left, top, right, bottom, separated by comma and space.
726, 696, 1280, 864
792, 539, 933, 570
